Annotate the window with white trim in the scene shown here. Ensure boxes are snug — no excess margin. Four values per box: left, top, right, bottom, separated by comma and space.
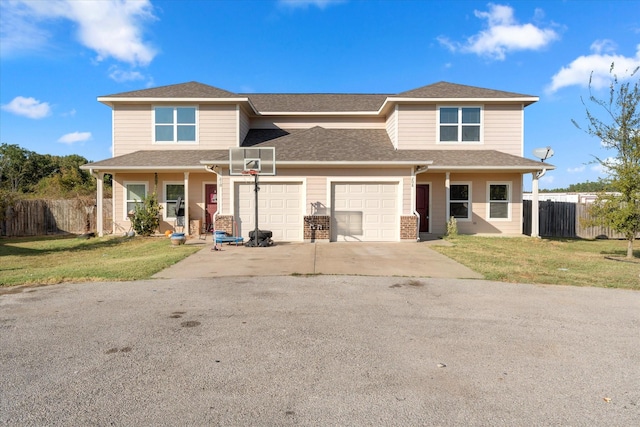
450, 183, 471, 220
164, 183, 185, 219
125, 182, 147, 220
154, 106, 196, 143
439, 106, 481, 142
488, 182, 511, 220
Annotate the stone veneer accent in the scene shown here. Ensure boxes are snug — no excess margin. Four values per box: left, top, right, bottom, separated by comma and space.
400, 215, 418, 240
304, 215, 330, 241
214, 215, 234, 235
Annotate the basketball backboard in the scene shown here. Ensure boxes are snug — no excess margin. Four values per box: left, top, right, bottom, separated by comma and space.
229, 147, 276, 175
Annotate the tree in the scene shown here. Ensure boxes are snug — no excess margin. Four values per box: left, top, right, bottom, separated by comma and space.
541, 180, 610, 193
0, 143, 30, 193
573, 64, 640, 258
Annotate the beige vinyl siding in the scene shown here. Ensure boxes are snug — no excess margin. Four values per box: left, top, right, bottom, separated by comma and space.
385, 105, 398, 148
112, 173, 155, 233
113, 105, 152, 156
420, 173, 447, 235
418, 172, 523, 236
199, 104, 238, 149
483, 104, 522, 156
239, 107, 250, 147
395, 103, 524, 155
250, 116, 386, 129
396, 104, 436, 150
112, 172, 216, 235
229, 168, 412, 216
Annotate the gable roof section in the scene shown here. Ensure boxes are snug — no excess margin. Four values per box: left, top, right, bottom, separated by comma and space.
243, 127, 394, 162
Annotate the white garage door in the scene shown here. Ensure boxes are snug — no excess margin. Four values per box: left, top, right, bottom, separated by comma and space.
331, 182, 399, 242
236, 182, 303, 242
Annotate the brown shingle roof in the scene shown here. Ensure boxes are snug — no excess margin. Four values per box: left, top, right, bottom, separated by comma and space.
242, 127, 550, 169
398, 81, 535, 99
101, 81, 239, 98
83, 144, 550, 171
100, 81, 537, 112
245, 94, 388, 112
84, 150, 228, 169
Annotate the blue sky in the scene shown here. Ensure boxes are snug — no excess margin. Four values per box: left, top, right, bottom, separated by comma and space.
1, 0, 639, 190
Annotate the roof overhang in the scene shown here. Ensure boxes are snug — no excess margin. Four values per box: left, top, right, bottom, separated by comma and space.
81, 165, 210, 173
97, 96, 260, 114
427, 164, 555, 173
378, 96, 539, 115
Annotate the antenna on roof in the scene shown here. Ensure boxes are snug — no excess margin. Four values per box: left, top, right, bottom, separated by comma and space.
532, 146, 554, 162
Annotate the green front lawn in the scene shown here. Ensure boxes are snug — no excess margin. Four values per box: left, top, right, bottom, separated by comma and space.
0, 235, 201, 287
431, 236, 639, 290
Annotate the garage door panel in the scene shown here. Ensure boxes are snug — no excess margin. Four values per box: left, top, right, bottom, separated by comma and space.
269, 199, 284, 209
236, 182, 303, 242
365, 199, 381, 209
332, 182, 398, 242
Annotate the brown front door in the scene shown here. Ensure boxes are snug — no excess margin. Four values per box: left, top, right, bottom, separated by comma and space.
205, 184, 217, 231
416, 184, 430, 233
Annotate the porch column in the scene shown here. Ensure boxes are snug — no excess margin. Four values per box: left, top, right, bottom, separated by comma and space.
111, 173, 117, 235
184, 172, 190, 234
96, 172, 104, 237
531, 172, 539, 238
445, 172, 451, 221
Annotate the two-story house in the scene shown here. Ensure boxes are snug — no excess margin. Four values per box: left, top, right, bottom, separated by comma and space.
83, 81, 553, 242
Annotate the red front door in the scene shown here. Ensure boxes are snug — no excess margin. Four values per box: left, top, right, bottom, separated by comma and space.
416, 184, 430, 233
205, 184, 217, 230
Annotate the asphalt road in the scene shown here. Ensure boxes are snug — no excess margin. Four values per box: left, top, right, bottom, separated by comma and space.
1, 276, 639, 426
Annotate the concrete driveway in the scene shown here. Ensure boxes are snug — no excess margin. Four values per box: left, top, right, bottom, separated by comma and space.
1, 276, 638, 425
153, 240, 482, 279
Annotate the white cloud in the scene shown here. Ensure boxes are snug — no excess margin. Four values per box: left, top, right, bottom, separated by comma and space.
278, 0, 345, 9
109, 67, 145, 83
0, 0, 157, 66
547, 42, 640, 93
0, 1, 50, 55
438, 3, 559, 60
57, 131, 92, 144
567, 165, 586, 173
1, 96, 51, 119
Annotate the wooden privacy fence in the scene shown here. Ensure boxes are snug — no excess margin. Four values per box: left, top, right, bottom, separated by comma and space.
523, 200, 632, 239
1, 198, 113, 237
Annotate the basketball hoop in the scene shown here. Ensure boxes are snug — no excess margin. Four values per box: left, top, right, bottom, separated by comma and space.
228, 147, 276, 247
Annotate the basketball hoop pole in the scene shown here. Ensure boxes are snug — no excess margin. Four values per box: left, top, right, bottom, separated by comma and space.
253, 171, 259, 247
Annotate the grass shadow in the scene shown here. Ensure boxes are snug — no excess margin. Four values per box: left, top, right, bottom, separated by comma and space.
0, 235, 134, 258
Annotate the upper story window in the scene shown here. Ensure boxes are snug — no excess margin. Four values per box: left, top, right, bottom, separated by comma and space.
154, 107, 196, 143
438, 107, 481, 143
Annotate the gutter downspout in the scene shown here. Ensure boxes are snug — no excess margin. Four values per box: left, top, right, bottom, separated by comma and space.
531, 168, 547, 238
413, 165, 430, 241
205, 165, 222, 233
89, 168, 104, 237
